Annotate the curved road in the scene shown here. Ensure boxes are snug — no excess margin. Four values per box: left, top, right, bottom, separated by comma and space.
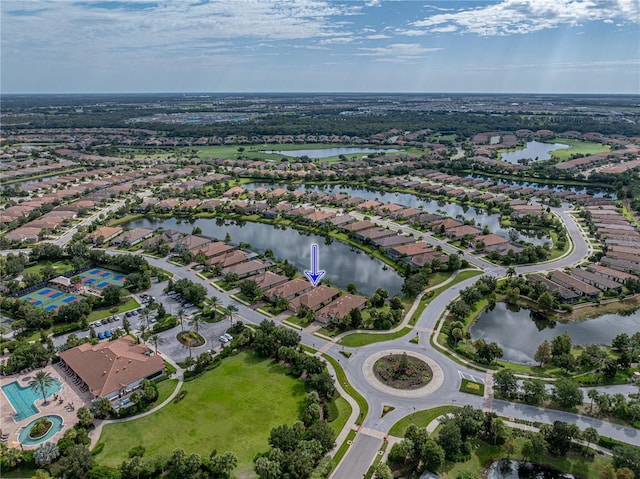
5, 201, 636, 477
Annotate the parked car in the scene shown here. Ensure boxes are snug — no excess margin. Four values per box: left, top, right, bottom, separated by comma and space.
104, 331, 112, 338
98, 332, 105, 340
223, 333, 233, 342
219, 335, 230, 343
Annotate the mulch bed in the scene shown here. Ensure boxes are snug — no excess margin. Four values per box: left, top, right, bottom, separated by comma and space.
373, 354, 432, 390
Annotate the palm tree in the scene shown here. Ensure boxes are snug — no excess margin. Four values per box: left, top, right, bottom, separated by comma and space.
227, 304, 239, 326
30, 371, 55, 404
138, 323, 148, 343
142, 307, 151, 328
189, 315, 204, 333
587, 388, 599, 412
177, 308, 186, 332
149, 334, 164, 355
209, 296, 221, 321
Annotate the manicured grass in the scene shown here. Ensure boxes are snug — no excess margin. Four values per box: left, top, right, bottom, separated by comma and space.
329, 396, 352, 435
460, 378, 485, 396
22, 259, 79, 277
338, 326, 412, 347
323, 354, 368, 426
87, 297, 140, 322
388, 405, 457, 437
95, 351, 306, 477
440, 437, 611, 479
550, 139, 610, 162
155, 378, 179, 404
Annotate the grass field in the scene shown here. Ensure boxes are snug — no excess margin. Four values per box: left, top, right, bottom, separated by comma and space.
22, 259, 78, 277
338, 327, 412, 347
323, 354, 368, 426
460, 378, 485, 396
550, 139, 610, 162
388, 405, 457, 437
87, 297, 140, 322
95, 351, 306, 477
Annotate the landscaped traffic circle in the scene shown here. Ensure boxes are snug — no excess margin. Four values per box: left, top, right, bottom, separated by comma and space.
176, 330, 205, 348
363, 349, 444, 397
373, 353, 432, 390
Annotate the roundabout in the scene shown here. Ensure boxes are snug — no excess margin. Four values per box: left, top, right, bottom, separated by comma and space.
362, 349, 444, 398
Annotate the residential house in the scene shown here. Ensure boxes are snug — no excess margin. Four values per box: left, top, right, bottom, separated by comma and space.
288, 285, 341, 313
264, 278, 313, 301
315, 294, 367, 324
112, 228, 154, 247
550, 271, 601, 298
86, 226, 124, 245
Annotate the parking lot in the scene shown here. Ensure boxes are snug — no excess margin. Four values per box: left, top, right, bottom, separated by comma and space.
52, 279, 237, 362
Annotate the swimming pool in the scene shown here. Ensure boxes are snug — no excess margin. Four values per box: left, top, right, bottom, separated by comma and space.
18, 415, 64, 446
1, 378, 62, 421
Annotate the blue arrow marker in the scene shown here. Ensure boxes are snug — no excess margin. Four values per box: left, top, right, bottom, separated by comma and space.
304, 243, 326, 287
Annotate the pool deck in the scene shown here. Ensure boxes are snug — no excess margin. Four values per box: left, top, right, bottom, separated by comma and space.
0, 364, 92, 448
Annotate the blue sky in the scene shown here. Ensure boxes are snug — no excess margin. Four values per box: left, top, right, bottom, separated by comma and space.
1, 0, 638, 94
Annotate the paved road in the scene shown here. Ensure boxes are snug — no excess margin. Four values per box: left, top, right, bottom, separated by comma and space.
7, 201, 639, 478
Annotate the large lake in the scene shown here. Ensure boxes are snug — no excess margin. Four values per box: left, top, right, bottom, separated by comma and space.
125, 217, 403, 296
500, 141, 570, 164
262, 147, 399, 159
244, 182, 550, 246
470, 302, 640, 364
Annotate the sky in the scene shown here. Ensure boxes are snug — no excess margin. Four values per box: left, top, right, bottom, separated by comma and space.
1, 0, 639, 94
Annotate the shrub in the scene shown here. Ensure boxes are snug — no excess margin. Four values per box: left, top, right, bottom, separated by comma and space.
91, 443, 105, 455
128, 445, 146, 458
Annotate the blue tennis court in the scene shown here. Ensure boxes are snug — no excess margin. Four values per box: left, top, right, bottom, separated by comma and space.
79, 268, 125, 289
21, 287, 83, 310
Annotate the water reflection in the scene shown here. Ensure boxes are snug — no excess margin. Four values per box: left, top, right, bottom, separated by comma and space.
262, 147, 398, 159
244, 182, 549, 246
470, 302, 640, 364
486, 460, 574, 479
125, 217, 403, 296
499, 141, 570, 164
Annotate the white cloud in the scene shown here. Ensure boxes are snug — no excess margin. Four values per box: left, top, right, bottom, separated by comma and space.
365, 34, 392, 39
412, 0, 640, 36
357, 43, 442, 59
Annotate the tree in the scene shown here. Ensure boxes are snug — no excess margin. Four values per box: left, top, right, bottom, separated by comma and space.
552, 378, 583, 409
587, 389, 599, 412
189, 315, 204, 333
29, 371, 55, 404
613, 445, 640, 478
582, 427, 599, 455
373, 463, 394, 479
149, 334, 164, 355
34, 442, 59, 467
57, 445, 94, 479
537, 291, 554, 312
176, 308, 186, 332
522, 379, 546, 406
612, 333, 631, 351
493, 369, 518, 399
210, 451, 237, 478
436, 420, 463, 461
255, 456, 281, 479
76, 406, 94, 429
227, 304, 239, 325
543, 421, 579, 456
101, 285, 122, 306
209, 296, 221, 321
551, 332, 572, 358
92, 397, 115, 419
122, 317, 131, 334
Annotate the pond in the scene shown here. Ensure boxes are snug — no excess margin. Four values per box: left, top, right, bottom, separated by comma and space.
486, 460, 574, 479
261, 147, 399, 159
470, 302, 640, 364
500, 141, 570, 164
243, 182, 550, 246
465, 173, 615, 199
124, 217, 404, 297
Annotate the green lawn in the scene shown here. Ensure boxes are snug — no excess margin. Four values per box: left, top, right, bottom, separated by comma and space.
460, 378, 485, 396
388, 406, 457, 437
440, 437, 611, 479
95, 351, 307, 477
329, 396, 352, 435
338, 327, 412, 347
22, 259, 78, 277
550, 139, 610, 162
323, 354, 368, 426
87, 297, 140, 322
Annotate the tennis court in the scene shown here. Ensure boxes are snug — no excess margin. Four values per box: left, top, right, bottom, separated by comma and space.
79, 268, 126, 289
20, 287, 82, 311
